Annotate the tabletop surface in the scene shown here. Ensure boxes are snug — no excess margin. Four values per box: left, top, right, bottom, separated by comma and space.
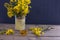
0, 24, 60, 40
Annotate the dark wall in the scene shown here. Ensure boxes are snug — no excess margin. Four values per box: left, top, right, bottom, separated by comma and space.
26, 0, 60, 25
0, 0, 60, 24
0, 0, 15, 24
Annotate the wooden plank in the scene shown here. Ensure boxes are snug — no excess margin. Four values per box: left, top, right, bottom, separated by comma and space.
14, 36, 28, 40
26, 25, 60, 36
39, 37, 60, 40
0, 24, 60, 36
0, 36, 4, 40
4, 35, 14, 40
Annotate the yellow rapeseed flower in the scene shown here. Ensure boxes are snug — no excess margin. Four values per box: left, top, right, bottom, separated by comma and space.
4, 0, 31, 18
34, 31, 41, 36
18, 4, 20, 6
13, 5, 20, 13
10, 0, 17, 2
7, 7, 13, 12
22, 5, 25, 10
25, 0, 31, 4
23, 5, 29, 16
18, 0, 21, 4
22, 0, 24, 4
7, 12, 13, 18
6, 29, 14, 35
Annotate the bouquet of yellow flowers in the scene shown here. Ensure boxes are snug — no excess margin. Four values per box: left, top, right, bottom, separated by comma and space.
4, 0, 31, 18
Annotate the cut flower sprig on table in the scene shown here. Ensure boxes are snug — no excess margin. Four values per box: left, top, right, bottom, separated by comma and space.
29, 27, 44, 36
0, 29, 14, 35
29, 26, 54, 37
5, 29, 14, 35
4, 0, 31, 18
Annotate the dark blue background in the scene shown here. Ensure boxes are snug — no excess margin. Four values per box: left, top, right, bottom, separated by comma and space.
0, 0, 60, 25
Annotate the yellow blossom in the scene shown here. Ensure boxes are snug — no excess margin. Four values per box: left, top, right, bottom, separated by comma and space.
4, 0, 31, 18
23, 5, 29, 16
30, 27, 44, 36
25, 0, 31, 4
7, 12, 13, 18
18, 4, 20, 6
21, 0, 25, 7
34, 31, 41, 36
6, 29, 14, 35
18, 0, 21, 4
22, 6, 25, 10
10, 0, 17, 2
7, 7, 13, 12
13, 5, 20, 13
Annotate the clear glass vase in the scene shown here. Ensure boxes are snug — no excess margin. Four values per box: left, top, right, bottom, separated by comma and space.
15, 16, 25, 30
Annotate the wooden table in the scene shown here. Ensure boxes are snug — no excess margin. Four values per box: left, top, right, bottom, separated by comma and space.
0, 24, 60, 40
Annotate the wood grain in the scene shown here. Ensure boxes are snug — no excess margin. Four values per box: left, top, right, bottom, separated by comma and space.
0, 24, 60, 40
